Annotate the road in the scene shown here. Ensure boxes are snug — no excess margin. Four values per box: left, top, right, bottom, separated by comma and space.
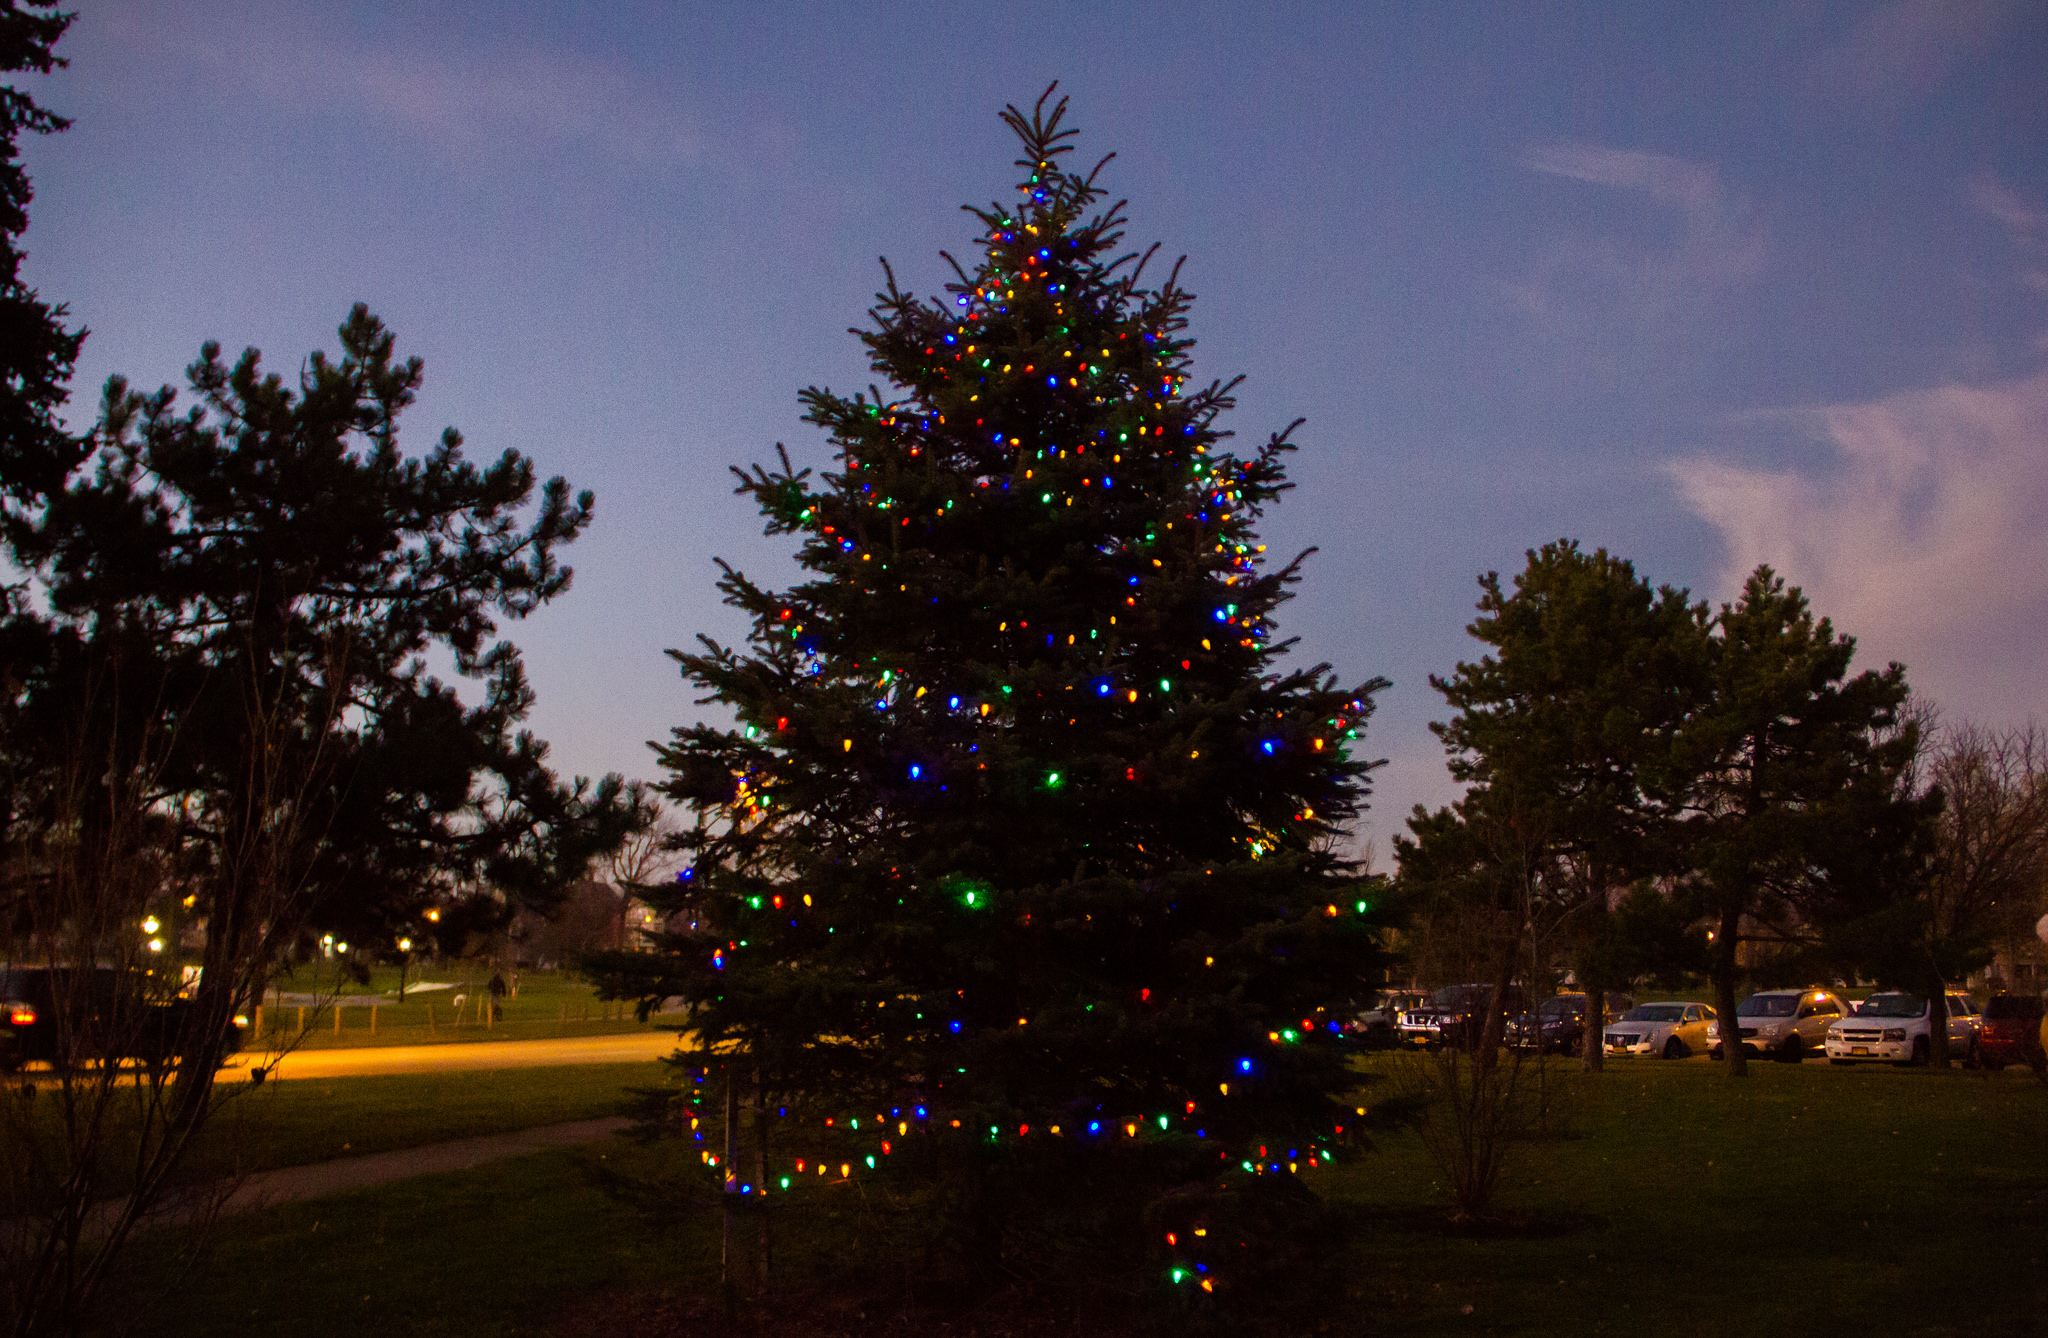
224, 1029, 690, 1079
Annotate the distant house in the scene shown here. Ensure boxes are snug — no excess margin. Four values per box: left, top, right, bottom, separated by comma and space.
1983, 938, 2046, 996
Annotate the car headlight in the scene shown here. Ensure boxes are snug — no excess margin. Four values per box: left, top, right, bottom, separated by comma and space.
1882, 1028, 1906, 1043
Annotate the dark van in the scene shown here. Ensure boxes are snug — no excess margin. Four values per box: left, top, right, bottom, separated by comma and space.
0, 966, 243, 1072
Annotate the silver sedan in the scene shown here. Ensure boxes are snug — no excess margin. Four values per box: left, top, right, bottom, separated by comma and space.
1604, 1002, 1716, 1059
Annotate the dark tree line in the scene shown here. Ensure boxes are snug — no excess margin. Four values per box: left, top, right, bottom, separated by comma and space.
1397, 540, 2046, 1080
0, 12, 636, 1333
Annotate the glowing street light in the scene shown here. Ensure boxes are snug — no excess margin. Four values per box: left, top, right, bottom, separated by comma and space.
141, 915, 160, 934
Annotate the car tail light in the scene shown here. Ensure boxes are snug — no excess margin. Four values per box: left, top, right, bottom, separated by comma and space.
7, 1003, 34, 1026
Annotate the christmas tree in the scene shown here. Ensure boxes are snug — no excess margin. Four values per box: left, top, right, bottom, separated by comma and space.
603, 89, 1388, 1302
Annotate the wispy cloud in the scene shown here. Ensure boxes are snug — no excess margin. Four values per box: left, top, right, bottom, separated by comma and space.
310, 45, 706, 171
1670, 370, 2048, 723
112, 7, 707, 172
1522, 142, 1722, 214
1507, 141, 1765, 388
1813, 0, 2006, 108
1972, 173, 2048, 334
1973, 174, 2048, 234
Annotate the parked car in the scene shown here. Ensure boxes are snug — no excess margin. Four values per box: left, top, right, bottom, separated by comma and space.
1396, 985, 1472, 1047
0, 965, 245, 1072
1510, 992, 1634, 1054
1824, 991, 1976, 1066
1976, 993, 2046, 1073
1948, 993, 1982, 1040
1350, 990, 1429, 1048
1708, 988, 1847, 1062
1397, 983, 1526, 1048
1604, 1001, 1716, 1058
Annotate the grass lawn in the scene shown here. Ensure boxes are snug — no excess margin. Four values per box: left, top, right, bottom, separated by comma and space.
175, 1062, 664, 1181
3, 1061, 668, 1217
1329, 1055, 2047, 1336
252, 965, 662, 1050
92, 1057, 2046, 1337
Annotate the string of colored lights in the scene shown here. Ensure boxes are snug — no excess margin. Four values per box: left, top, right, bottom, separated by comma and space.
651, 99, 1390, 1306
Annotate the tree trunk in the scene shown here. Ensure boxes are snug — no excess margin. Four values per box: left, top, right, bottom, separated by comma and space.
1713, 899, 1747, 1079
1475, 913, 1522, 1073
1578, 973, 1603, 1072
752, 1067, 771, 1289
1925, 970, 1951, 1069
940, 1138, 1006, 1286
721, 1066, 739, 1289
1579, 890, 1608, 1073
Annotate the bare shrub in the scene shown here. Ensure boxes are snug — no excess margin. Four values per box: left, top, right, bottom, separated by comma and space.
1387, 1042, 1565, 1222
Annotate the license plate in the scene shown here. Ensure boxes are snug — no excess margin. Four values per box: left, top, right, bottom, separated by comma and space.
1852, 1046, 1869, 1055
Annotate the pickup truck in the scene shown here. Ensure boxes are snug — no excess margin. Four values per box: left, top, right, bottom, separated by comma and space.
1398, 983, 1526, 1049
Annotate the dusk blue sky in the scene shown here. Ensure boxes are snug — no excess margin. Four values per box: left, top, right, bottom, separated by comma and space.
24, 2, 2048, 859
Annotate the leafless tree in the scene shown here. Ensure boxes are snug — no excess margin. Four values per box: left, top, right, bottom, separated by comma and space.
1920, 720, 2048, 1067
1387, 1042, 1569, 1223
599, 785, 684, 948
0, 652, 338, 1338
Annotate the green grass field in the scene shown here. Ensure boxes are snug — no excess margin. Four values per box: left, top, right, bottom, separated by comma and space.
250, 965, 660, 1050
176, 1063, 661, 1181
92, 1057, 2047, 1337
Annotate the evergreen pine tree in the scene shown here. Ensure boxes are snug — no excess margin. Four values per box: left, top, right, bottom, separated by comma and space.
0, 4, 86, 521
1676, 566, 1930, 1078
611, 90, 1387, 1297
1419, 541, 1708, 1069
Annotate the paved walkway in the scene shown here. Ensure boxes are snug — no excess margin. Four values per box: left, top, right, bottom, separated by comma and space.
112, 1116, 634, 1238
47, 1032, 687, 1239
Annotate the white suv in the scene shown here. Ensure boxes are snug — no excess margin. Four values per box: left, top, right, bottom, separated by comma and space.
1707, 989, 1847, 1062
1825, 992, 1976, 1066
